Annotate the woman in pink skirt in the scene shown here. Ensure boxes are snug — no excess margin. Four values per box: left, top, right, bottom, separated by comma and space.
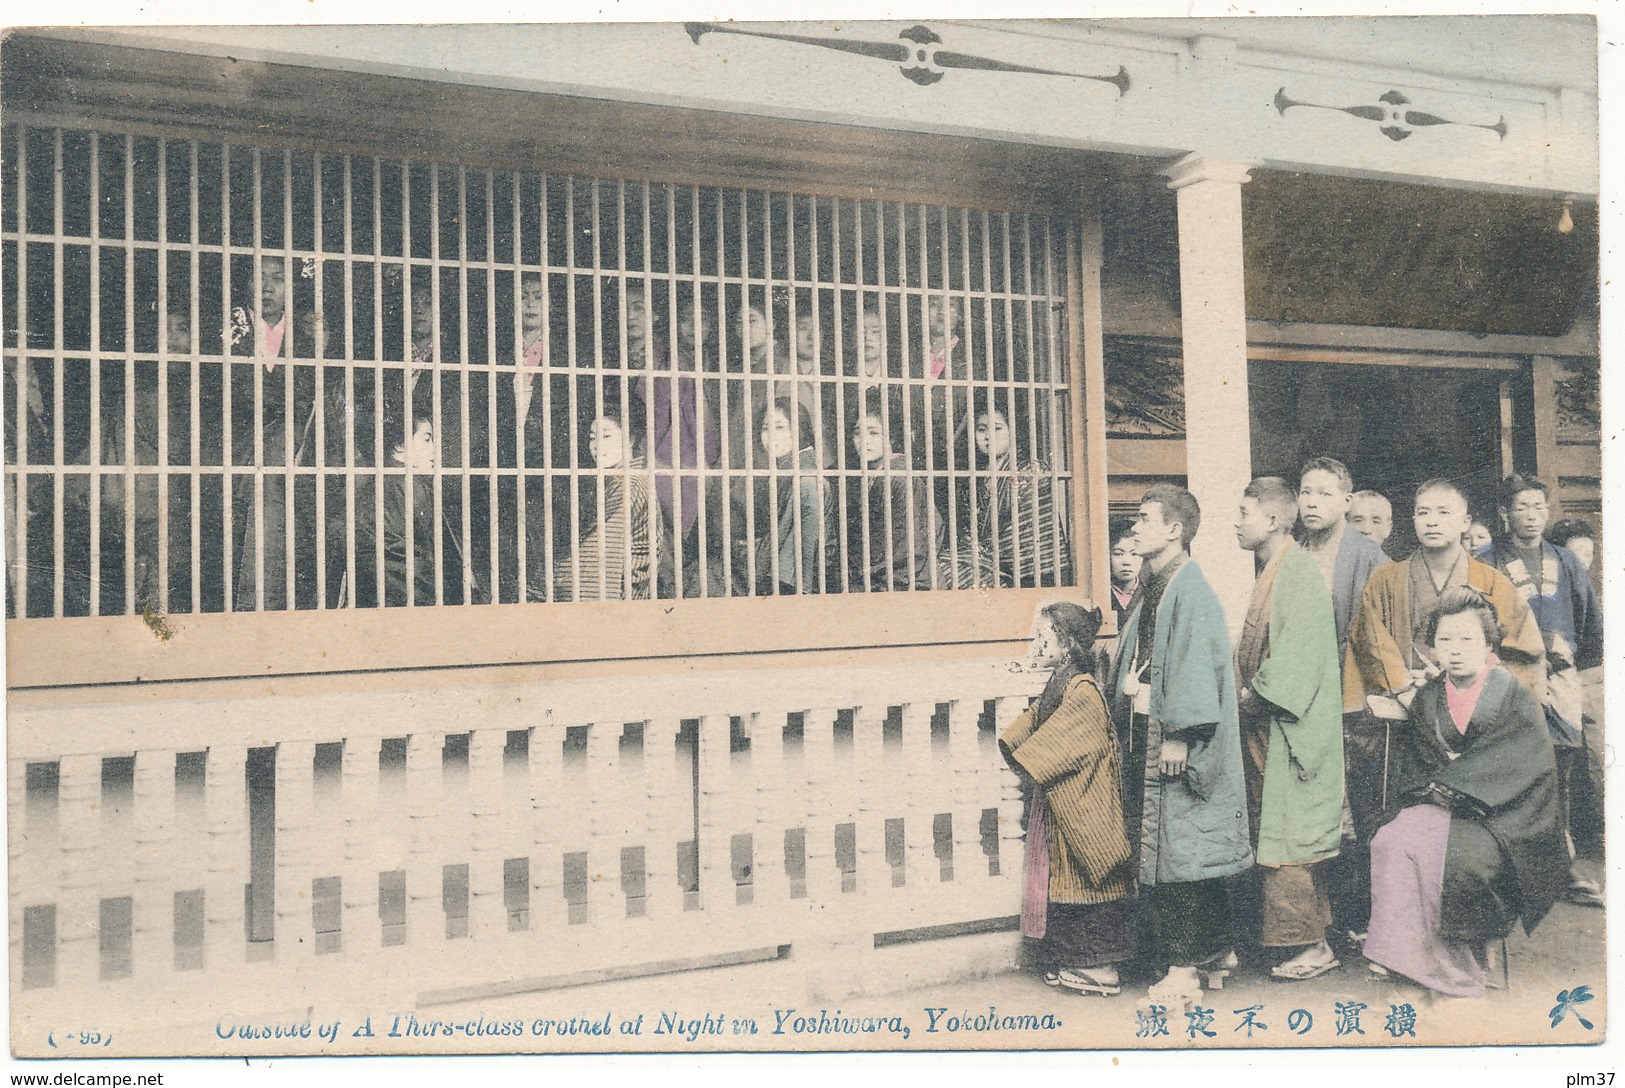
1364, 586, 1566, 998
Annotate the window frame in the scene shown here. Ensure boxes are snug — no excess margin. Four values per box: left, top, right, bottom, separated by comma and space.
2, 34, 1114, 686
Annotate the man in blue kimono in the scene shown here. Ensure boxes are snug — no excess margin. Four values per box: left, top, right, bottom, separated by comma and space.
1478, 473, 1604, 907
1108, 484, 1253, 1003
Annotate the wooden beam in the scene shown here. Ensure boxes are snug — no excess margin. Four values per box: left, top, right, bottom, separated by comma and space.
2, 33, 1119, 217
1073, 200, 1112, 626
1245, 345, 1522, 372
1530, 355, 1559, 485
5, 587, 1052, 689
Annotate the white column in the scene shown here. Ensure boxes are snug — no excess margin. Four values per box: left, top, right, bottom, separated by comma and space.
1163, 153, 1260, 634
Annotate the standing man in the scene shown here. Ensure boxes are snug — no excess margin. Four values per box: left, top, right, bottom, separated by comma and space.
1347, 490, 1394, 554
1295, 456, 1387, 951
1341, 477, 1545, 938
1547, 516, 1604, 853
1234, 478, 1345, 980
1107, 484, 1252, 1006
1296, 458, 1386, 655
1478, 474, 1604, 907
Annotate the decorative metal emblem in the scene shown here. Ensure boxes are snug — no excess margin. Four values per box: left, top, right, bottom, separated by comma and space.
685, 23, 1130, 95
1274, 87, 1507, 143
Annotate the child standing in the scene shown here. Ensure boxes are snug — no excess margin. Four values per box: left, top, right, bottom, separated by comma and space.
1002, 603, 1135, 994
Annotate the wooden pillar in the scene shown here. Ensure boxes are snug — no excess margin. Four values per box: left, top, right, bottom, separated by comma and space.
1071, 197, 1112, 620
466, 729, 507, 942
403, 733, 441, 946
1531, 355, 1559, 486
1163, 153, 1260, 635
341, 736, 382, 961
55, 755, 102, 987
274, 741, 316, 964
132, 749, 178, 984
641, 717, 685, 924
202, 746, 247, 970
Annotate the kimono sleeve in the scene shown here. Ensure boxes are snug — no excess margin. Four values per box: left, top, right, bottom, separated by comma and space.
1000, 703, 1039, 753
1565, 549, 1604, 671
1486, 572, 1547, 703
1436, 677, 1556, 813
1344, 567, 1413, 705
1252, 554, 1337, 723
1008, 679, 1110, 787
1155, 577, 1226, 740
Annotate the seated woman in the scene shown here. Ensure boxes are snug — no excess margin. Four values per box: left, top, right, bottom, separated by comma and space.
1000, 602, 1135, 996
844, 390, 936, 592
739, 398, 832, 596
353, 407, 473, 608
940, 393, 1069, 589
1363, 586, 1566, 999
552, 392, 657, 602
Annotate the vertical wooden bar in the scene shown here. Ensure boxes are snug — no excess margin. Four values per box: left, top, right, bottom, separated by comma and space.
851, 705, 887, 897
640, 717, 685, 925
1499, 374, 1517, 477
945, 700, 983, 889
54, 755, 102, 987
341, 736, 382, 958
583, 721, 624, 929
12, 124, 29, 619
899, 702, 935, 893
274, 741, 316, 964
1072, 198, 1110, 622
750, 710, 792, 911
467, 729, 506, 941
800, 708, 840, 904
202, 745, 247, 970
403, 733, 440, 945
85, 133, 102, 618
526, 719, 562, 935
132, 749, 179, 985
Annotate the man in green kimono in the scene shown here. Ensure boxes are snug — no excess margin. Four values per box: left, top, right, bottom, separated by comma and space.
1108, 484, 1253, 1003
1234, 477, 1346, 981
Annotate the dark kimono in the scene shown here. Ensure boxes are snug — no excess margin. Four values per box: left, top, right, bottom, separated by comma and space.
1364, 665, 1565, 996
228, 307, 345, 611
352, 472, 473, 608
844, 452, 935, 592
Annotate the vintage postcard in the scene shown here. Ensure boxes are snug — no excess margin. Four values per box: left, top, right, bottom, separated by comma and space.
0, 4, 1611, 1074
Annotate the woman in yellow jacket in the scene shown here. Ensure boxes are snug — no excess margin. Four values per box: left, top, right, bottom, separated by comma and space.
1001, 602, 1135, 995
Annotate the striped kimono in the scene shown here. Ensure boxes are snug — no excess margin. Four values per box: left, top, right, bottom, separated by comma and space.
1001, 667, 1135, 968
553, 456, 655, 602
941, 458, 1069, 589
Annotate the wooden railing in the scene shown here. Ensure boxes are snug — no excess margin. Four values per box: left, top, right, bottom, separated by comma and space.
8, 658, 1041, 1044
